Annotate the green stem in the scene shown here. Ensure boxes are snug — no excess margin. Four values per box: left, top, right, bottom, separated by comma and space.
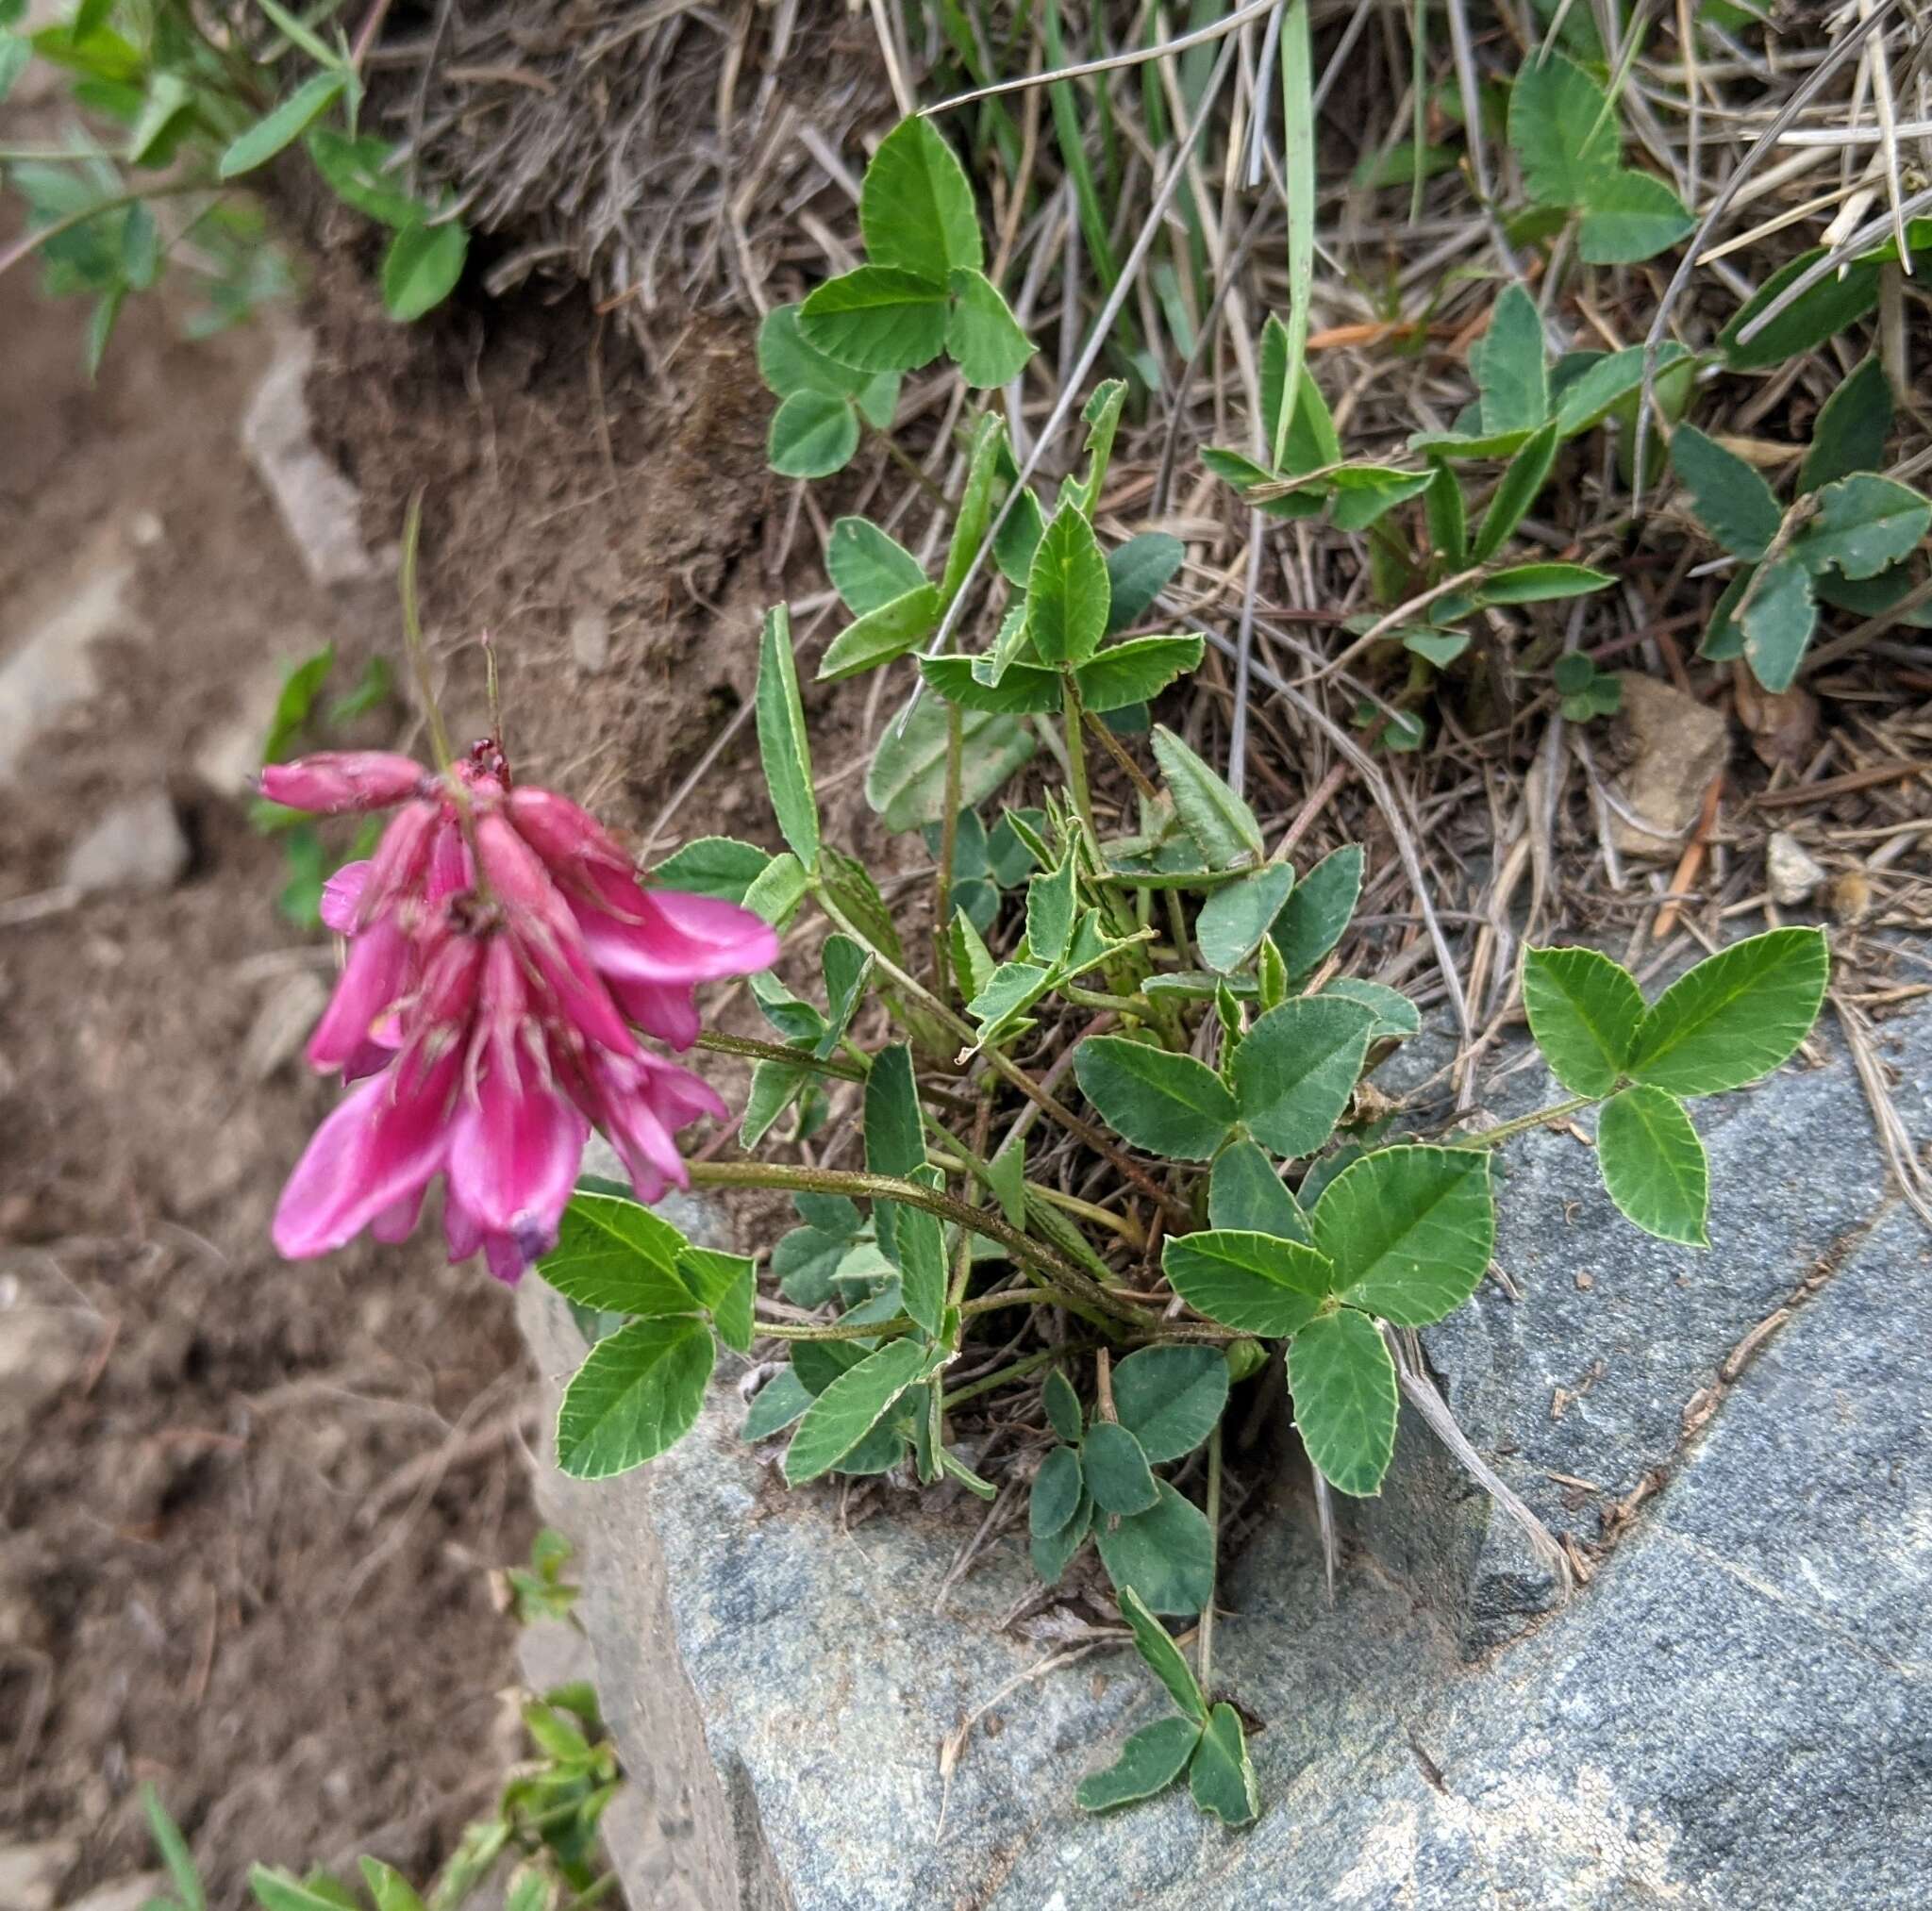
926, 1121, 1147, 1246
933, 702, 963, 999
941, 1339, 1100, 1410
398, 490, 455, 776
695, 1030, 867, 1082
687, 1160, 1158, 1329
813, 885, 1191, 1224
1441, 1093, 1597, 1149
753, 1288, 1041, 1344
567, 1874, 622, 1911
0, 180, 210, 280
1061, 669, 1103, 867
1059, 983, 1157, 1020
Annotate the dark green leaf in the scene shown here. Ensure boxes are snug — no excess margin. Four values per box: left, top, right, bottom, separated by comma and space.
1027, 503, 1110, 665
1288, 1306, 1399, 1496
1106, 533, 1186, 634
1521, 945, 1644, 1095
864, 1042, 924, 1175
1596, 1085, 1709, 1246
1045, 1368, 1084, 1443
556, 1318, 714, 1479
1031, 1495, 1091, 1583
1327, 465, 1434, 531
756, 604, 819, 867
1721, 250, 1880, 372
784, 1338, 933, 1484
1792, 474, 1931, 582
740, 1058, 810, 1148
1030, 1442, 1085, 1537
1320, 977, 1421, 1039
1208, 1138, 1312, 1242
1740, 554, 1817, 694
1311, 1145, 1494, 1326
1672, 424, 1783, 560
1553, 341, 1689, 438
920, 654, 1060, 714
1424, 466, 1468, 567
1799, 357, 1893, 495
772, 1227, 851, 1308
1161, 1228, 1333, 1337
1232, 997, 1376, 1158
1093, 1479, 1215, 1616
1121, 1584, 1208, 1720
1081, 1420, 1158, 1515
306, 128, 422, 226
648, 836, 770, 905
1472, 420, 1558, 563
828, 516, 925, 615
1074, 1036, 1238, 1160
1188, 1704, 1260, 1825
1076, 1717, 1202, 1813
939, 411, 1007, 608
1111, 1345, 1229, 1465
1270, 844, 1363, 976
1626, 926, 1829, 1095
1194, 863, 1295, 973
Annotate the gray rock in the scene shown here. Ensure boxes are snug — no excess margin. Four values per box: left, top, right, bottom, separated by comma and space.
242, 971, 329, 1080
62, 792, 190, 896
241, 329, 377, 587
514, 1008, 1932, 1908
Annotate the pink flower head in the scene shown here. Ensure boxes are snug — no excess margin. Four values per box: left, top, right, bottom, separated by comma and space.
271, 736, 776, 1285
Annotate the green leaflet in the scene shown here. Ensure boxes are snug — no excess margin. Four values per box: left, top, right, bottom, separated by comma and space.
1596, 1085, 1710, 1247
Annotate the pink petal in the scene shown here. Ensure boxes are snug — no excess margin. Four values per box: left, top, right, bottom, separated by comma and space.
259, 752, 427, 815
575, 880, 778, 986
320, 860, 372, 936
306, 916, 409, 1072
357, 800, 440, 928
273, 1049, 459, 1259
372, 1184, 427, 1244
443, 1188, 484, 1262
506, 786, 632, 876
447, 1040, 588, 1238
475, 815, 636, 1056
608, 975, 701, 1051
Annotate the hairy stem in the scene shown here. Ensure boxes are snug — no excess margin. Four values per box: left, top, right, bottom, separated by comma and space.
695, 1030, 868, 1082
1441, 1092, 1597, 1149
1199, 1420, 1224, 1694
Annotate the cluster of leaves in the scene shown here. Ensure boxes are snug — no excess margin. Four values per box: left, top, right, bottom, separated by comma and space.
137, 1537, 619, 1911
756, 115, 1031, 475
1507, 51, 1692, 264
1674, 360, 1932, 691
252, 644, 392, 926
2, 0, 467, 372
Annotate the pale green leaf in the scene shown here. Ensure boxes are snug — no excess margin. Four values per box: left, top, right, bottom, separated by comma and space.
1027, 502, 1110, 665
651, 836, 769, 904
783, 1338, 933, 1484
220, 72, 346, 178
1792, 474, 1931, 582
1740, 554, 1817, 694
1577, 169, 1693, 263
758, 303, 867, 400
1074, 1036, 1237, 1160
1073, 635, 1203, 712
865, 697, 1034, 833
827, 516, 925, 615
1472, 420, 1558, 562
1312, 1145, 1494, 1327
1288, 1306, 1398, 1496
1470, 283, 1549, 434
944, 267, 1034, 386
799, 267, 950, 374
1232, 996, 1376, 1159
768, 389, 858, 478
1320, 977, 1421, 1040
538, 1192, 694, 1315
920, 654, 1060, 714
1161, 1228, 1333, 1337
1596, 1084, 1709, 1246
817, 584, 941, 680
1478, 562, 1613, 604
380, 220, 467, 323
1521, 945, 1644, 1095
756, 605, 819, 867
1626, 926, 1829, 1095
556, 1317, 714, 1479
743, 1367, 813, 1440
1508, 51, 1619, 207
